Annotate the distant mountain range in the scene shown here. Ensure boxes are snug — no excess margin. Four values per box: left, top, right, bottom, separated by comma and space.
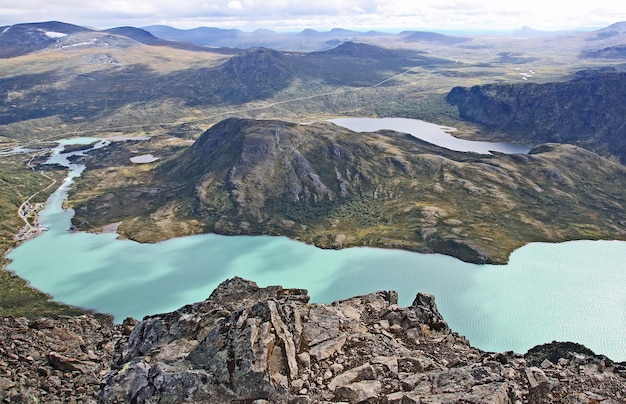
6, 20, 626, 58
0, 20, 473, 57
0, 21, 225, 57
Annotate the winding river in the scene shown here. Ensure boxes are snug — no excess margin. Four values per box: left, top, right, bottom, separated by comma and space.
6, 119, 626, 361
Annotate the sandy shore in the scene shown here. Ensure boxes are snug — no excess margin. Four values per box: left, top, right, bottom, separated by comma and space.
101, 221, 122, 233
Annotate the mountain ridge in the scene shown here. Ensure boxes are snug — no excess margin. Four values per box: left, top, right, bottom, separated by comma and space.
69, 117, 626, 265
445, 68, 626, 163
100, 277, 626, 402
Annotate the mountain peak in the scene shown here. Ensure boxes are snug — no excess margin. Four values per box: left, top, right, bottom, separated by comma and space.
217, 47, 293, 83
317, 41, 395, 58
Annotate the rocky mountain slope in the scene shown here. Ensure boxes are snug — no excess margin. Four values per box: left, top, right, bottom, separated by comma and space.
0, 21, 90, 58
94, 277, 624, 403
1, 278, 624, 402
70, 117, 626, 264
445, 68, 626, 163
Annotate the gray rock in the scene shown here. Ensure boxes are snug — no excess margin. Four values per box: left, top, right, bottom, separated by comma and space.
334, 380, 382, 403
1, 277, 616, 403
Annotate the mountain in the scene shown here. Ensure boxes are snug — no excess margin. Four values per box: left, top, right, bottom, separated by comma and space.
512, 26, 571, 37
0, 22, 222, 59
312, 40, 401, 58
0, 21, 90, 57
581, 44, 626, 59
0, 41, 447, 126
400, 30, 470, 44
446, 68, 626, 163
590, 21, 626, 40
103, 26, 163, 44
143, 25, 391, 51
101, 26, 218, 52
97, 277, 626, 403
69, 117, 626, 264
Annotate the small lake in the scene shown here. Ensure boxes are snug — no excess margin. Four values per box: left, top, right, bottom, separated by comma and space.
5, 122, 625, 362
130, 154, 159, 164
329, 117, 531, 154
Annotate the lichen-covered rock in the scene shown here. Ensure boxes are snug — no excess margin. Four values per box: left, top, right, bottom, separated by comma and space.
98, 277, 626, 403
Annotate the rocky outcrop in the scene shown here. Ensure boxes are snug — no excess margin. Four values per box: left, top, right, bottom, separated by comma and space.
0, 315, 126, 403
99, 277, 626, 403
446, 68, 626, 163
0, 278, 624, 403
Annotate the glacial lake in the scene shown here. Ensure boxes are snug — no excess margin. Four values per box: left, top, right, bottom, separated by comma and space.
329, 117, 532, 154
6, 121, 626, 362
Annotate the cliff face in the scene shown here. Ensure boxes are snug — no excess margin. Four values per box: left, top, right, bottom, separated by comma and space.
446, 69, 626, 163
98, 278, 626, 403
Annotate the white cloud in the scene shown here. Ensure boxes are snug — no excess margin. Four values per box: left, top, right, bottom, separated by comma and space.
1, 0, 625, 32
227, 1, 243, 11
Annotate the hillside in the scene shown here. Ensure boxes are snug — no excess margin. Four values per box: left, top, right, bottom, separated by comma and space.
0, 39, 449, 135
0, 21, 90, 58
68, 118, 626, 264
445, 68, 626, 163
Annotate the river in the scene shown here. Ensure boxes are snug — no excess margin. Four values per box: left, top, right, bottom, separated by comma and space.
6, 119, 625, 361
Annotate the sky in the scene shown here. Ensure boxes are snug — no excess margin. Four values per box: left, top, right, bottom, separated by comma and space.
1, 0, 626, 33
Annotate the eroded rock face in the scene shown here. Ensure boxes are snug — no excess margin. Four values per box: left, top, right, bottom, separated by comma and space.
98, 278, 626, 403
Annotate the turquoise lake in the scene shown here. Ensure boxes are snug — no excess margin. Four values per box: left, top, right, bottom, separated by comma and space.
5, 121, 626, 361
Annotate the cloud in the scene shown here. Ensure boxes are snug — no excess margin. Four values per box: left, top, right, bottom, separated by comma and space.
1, 0, 625, 32
227, 1, 243, 11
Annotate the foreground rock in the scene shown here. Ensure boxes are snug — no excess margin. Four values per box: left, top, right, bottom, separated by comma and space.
100, 277, 626, 403
0, 315, 125, 403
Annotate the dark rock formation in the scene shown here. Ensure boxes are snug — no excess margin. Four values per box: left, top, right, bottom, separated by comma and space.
98, 277, 626, 403
0, 278, 624, 402
446, 68, 626, 163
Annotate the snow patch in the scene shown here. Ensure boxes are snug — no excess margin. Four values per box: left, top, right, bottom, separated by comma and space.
45, 31, 67, 39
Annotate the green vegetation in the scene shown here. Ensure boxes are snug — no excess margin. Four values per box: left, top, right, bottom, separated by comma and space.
0, 153, 88, 318
65, 119, 626, 264
3, 27, 626, 314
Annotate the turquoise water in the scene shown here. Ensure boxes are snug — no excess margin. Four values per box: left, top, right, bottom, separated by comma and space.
5, 133, 626, 361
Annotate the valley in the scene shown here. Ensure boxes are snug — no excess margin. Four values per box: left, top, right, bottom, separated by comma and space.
2, 21, 626, 314
1, 17, 626, 403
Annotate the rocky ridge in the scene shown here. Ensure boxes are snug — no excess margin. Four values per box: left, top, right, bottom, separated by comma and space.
98, 277, 626, 403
